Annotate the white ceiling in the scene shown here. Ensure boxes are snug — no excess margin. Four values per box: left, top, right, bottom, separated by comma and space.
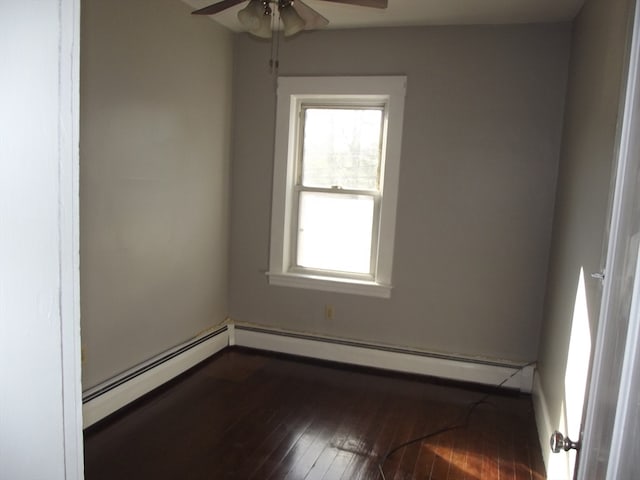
182, 0, 585, 32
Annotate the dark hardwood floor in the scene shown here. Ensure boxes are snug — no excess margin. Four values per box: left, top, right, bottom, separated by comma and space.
83, 348, 546, 480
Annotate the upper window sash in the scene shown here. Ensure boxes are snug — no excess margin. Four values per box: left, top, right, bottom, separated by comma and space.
296, 103, 386, 192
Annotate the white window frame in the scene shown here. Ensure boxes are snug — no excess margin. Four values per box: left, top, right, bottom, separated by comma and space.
268, 76, 407, 298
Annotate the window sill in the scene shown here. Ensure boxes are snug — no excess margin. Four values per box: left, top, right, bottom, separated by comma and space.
267, 271, 392, 298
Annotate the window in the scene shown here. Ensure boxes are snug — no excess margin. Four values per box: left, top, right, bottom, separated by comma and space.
268, 76, 406, 298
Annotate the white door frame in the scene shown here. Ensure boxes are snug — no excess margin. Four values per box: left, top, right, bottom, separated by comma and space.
0, 0, 83, 478
59, 0, 84, 476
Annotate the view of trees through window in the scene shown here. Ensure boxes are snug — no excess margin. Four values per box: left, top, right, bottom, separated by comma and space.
300, 107, 383, 190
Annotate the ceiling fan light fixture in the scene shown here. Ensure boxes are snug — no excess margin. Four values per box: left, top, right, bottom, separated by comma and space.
291, 0, 329, 30
237, 0, 263, 30
249, 7, 273, 38
279, 2, 306, 37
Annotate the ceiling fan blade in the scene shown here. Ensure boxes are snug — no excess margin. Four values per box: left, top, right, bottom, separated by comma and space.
191, 0, 246, 15
318, 0, 387, 8
292, 0, 329, 30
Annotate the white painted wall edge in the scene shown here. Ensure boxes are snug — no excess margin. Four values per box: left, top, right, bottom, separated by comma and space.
532, 371, 553, 472
233, 324, 535, 393
82, 326, 229, 428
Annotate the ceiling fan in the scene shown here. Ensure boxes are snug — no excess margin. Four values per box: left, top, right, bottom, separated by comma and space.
192, 0, 388, 38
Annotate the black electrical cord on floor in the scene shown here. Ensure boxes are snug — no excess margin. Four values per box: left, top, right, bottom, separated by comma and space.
376, 361, 536, 480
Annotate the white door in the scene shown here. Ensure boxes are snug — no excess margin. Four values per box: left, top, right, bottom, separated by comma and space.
572, 1, 640, 476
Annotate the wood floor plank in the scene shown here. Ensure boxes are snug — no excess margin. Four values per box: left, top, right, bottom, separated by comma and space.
249, 397, 320, 478
479, 410, 501, 479
390, 405, 429, 480
304, 391, 369, 480
281, 397, 353, 480
377, 399, 416, 479
197, 369, 288, 478
461, 411, 485, 479
412, 435, 438, 478
242, 388, 318, 478
321, 388, 387, 480
348, 392, 404, 480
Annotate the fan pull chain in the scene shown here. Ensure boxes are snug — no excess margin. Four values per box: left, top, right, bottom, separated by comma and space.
269, 13, 281, 75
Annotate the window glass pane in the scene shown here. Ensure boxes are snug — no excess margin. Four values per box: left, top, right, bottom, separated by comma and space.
297, 192, 374, 274
301, 108, 383, 190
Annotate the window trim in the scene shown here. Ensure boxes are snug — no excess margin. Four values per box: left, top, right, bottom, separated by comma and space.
268, 76, 407, 298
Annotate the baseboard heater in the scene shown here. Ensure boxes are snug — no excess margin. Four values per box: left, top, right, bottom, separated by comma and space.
83, 322, 534, 428
82, 325, 229, 428
232, 324, 535, 393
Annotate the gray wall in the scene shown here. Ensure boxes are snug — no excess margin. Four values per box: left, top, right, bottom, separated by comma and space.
535, 0, 633, 469
229, 24, 570, 362
80, 0, 233, 388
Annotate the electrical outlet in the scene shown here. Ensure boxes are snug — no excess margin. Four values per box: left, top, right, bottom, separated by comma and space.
325, 304, 334, 320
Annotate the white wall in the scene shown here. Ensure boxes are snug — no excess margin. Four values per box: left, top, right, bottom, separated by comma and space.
229, 24, 570, 363
80, 0, 233, 388
0, 0, 83, 478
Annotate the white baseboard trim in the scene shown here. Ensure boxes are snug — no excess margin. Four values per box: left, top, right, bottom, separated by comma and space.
532, 371, 553, 472
82, 325, 229, 428
234, 324, 535, 393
